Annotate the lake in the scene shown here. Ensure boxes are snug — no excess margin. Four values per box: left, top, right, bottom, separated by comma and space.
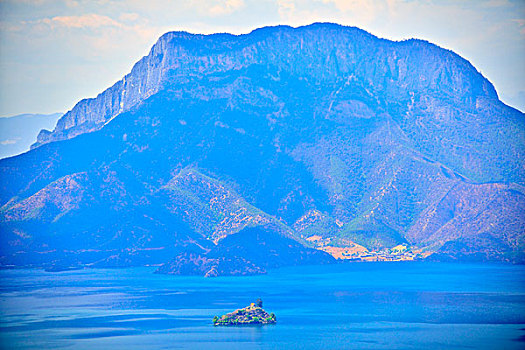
0, 262, 524, 349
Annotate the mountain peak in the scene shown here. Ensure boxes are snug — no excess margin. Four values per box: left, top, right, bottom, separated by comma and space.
32, 22, 498, 150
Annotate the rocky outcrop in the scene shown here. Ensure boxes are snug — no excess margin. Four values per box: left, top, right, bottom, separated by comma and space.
213, 299, 276, 326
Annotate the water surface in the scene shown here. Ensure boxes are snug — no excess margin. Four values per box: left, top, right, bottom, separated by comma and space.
0, 262, 524, 349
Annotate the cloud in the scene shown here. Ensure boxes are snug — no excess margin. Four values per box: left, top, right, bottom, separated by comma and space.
322, 0, 384, 24
183, 0, 245, 17
482, 0, 511, 8
207, 0, 245, 16
119, 13, 140, 22
277, 0, 296, 19
1, 139, 18, 145
4, 0, 47, 4
513, 19, 525, 36
38, 14, 123, 29
275, 0, 336, 26
65, 0, 80, 8
276, 0, 390, 29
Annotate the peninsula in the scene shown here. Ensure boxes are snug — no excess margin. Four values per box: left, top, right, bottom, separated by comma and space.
213, 299, 276, 326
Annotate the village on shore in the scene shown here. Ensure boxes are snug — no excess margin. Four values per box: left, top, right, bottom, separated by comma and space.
305, 235, 429, 262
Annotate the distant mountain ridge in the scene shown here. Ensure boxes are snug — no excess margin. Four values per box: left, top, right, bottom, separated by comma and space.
0, 113, 61, 159
1, 23, 523, 275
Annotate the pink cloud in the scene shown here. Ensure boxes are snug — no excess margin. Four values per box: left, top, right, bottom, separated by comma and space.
40, 14, 123, 29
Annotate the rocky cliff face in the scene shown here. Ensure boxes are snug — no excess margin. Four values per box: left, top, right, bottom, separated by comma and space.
33, 23, 497, 149
33, 32, 175, 147
2, 23, 524, 273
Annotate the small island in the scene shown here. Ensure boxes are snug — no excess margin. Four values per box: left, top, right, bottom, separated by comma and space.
213, 299, 276, 326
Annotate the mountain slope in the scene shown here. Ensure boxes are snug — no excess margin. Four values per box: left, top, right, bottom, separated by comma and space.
1, 23, 523, 273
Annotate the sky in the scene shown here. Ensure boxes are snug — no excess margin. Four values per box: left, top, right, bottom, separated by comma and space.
0, 0, 524, 117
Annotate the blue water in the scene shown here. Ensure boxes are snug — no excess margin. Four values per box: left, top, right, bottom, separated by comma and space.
0, 262, 524, 349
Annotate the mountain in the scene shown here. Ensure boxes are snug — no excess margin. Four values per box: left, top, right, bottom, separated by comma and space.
1, 23, 523, 275
0, 113, 62, 159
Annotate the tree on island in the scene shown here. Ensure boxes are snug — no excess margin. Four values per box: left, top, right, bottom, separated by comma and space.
256, 298, 263, 307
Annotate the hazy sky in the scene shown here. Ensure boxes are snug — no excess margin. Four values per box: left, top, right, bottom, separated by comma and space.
0, 0, 524, 117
